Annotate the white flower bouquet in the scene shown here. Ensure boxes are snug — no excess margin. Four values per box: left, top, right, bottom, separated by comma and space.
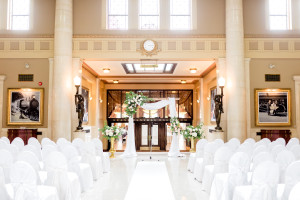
181, 123, 204, 140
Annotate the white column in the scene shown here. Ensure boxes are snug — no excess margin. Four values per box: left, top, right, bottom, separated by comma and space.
52, 0, 73, 141
293, 76, 300, 138
226, 0, 247, 141
245, 58, 251, 139
0, 75, 6, 136
48, 58, 54, 139
216, 58, 227, 140
94, 78, 101, 139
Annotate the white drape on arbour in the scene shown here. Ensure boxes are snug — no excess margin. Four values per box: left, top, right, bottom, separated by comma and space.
122, 98, 182, 157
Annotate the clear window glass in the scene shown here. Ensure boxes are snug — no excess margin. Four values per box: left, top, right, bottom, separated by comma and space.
269, 0, 291, 30
170, 0, 191, 30
9, 0, 30, 30
139, 0, 160, 30
107, 0, 128, 29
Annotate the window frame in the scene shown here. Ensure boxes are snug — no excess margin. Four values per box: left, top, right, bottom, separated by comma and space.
7, 0, 31, 30
107, 0, 129, 30
138, 0, 160, 30
268, 0, 292, 30
170, 0, 192, 30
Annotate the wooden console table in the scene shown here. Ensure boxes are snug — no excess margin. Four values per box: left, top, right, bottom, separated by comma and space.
7, 129, 38, 145
260, 129, 291, 144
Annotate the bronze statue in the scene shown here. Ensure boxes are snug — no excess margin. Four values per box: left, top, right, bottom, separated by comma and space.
214, 94, 223, 130
75, 94, 85, 130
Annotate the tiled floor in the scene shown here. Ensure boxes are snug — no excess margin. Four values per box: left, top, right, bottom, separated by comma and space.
81, 152, 209, 200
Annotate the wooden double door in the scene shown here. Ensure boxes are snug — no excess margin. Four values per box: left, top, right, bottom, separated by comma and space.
135, 122, 166, 151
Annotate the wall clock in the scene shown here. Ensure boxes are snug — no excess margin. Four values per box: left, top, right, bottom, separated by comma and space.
138, 39, 160, 56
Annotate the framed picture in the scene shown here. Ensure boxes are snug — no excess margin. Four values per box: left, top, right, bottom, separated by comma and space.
7, 88, 44, 125
210, 87, 217, 122
255, 88, 291, 126
82, 87, 89, 123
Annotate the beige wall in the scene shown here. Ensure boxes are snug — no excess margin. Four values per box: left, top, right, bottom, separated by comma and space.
0, 58, 49, 128
250, 59, 300, 130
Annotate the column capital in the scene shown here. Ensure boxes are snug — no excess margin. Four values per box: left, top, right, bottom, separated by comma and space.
48, 58, 54, 62
244, 58, 251, 62
0, 75, 6, 81
293, 76, 300, 82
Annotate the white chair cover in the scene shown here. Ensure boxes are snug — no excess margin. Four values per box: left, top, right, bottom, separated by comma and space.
41, 138, 56, 148
6, 144, 19, 160
12, 137, 24, 151
0, 166, 10, 200
0, 149, 14, 183
194, 141, 223, 182
72, 138, 85, 154
276, 138, 286, 146
233, 161, 279, 200
288, 182, 300, 200
44, 151, 81, 200
202, 146, 233, 193
10, 161, 39, 200
261, 138, 271, 144
252, 145, 268, 160
281, 161, 300, 200
92, 138, 110, 173
42, 145, 58, 161
268, 140, 284, 151
276, 150, 296, 183
289, 145, 300, 160
271, 145, 286, 159
1, 137, 10, 144
243, 138, 256, 146
28, 137, 42, 150
57, 138, 71, 150
286, 138, 299, 150
17, 151, 41, 171
61, 145, 93, 192
226, 138, 240, 151
237, 143, 253, 158
187, 139, 207, 172
23, 144, 42, 161
252, 152, 273, 172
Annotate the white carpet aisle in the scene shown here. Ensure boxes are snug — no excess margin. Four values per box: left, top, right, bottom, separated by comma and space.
124, 161, 176, 200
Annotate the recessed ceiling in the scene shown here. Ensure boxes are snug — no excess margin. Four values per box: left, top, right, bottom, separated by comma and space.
84, 60, 215, 83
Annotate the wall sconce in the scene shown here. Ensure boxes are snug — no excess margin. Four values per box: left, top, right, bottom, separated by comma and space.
181, 80, 187, 84
74, 76, 84, 131
99, 99, 103, 103
197, 99, 200, 103
113, 80, 119, 84
25, 63, 30, 69
214, 77, 225, 131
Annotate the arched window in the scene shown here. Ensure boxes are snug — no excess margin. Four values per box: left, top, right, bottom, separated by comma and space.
170, 0, 191, 30
269, 0, 292, 30
107, 0, 128, 30
8, 0, 30, 30
139, 0, 160, 30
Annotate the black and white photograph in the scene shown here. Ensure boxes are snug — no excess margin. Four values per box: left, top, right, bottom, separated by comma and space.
7, 88, 44, 125
210, 87, 217, 122
82, 87, 89, 123
255, 89, 291, 126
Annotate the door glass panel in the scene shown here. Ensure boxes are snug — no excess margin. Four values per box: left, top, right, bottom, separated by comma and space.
151, 124, 159, 145
141, 124, 148, 145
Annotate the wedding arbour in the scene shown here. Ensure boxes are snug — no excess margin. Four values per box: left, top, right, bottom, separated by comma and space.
122, 91, 182, 157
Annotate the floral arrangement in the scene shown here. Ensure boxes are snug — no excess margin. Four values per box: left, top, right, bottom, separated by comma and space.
181, 123, 204, 141
170, 117, 181, 134
100, 125, 123, 140
124, 91, 152, 117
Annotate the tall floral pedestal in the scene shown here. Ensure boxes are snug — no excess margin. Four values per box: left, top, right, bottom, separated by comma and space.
109, 138, 116, 158
190, 137, 196, 153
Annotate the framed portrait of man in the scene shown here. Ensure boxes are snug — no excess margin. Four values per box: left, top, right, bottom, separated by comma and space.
7, 88, 44, 125
255, 88, 291, 126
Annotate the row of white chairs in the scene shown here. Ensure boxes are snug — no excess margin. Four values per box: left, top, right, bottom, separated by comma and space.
187, 137, 300, 200
0, 136, 111, 200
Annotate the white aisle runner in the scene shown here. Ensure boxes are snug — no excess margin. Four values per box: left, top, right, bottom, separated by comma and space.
124, 161, 176, 200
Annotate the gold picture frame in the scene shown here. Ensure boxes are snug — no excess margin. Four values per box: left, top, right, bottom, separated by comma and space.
255, 88, 291, 126
210, 86, 217, 123
7, 88, 44, 125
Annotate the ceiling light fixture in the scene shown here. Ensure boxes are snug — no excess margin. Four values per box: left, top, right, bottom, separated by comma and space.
181, 80, 187, 84
103, 68, 110, 73
189, 68, 197, 73
113, 80, 119, 84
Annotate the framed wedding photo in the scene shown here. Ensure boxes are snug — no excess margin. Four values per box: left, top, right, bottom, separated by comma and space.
7, 88, 44, 125
255, 88, 291, 126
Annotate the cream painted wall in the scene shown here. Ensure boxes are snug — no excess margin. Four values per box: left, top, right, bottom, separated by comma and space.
250, 58, 300, 138
0, 58, 49, 129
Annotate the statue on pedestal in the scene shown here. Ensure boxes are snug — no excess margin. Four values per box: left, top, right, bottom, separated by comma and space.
75, 94, 84, 130
214, 94, 224, 131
